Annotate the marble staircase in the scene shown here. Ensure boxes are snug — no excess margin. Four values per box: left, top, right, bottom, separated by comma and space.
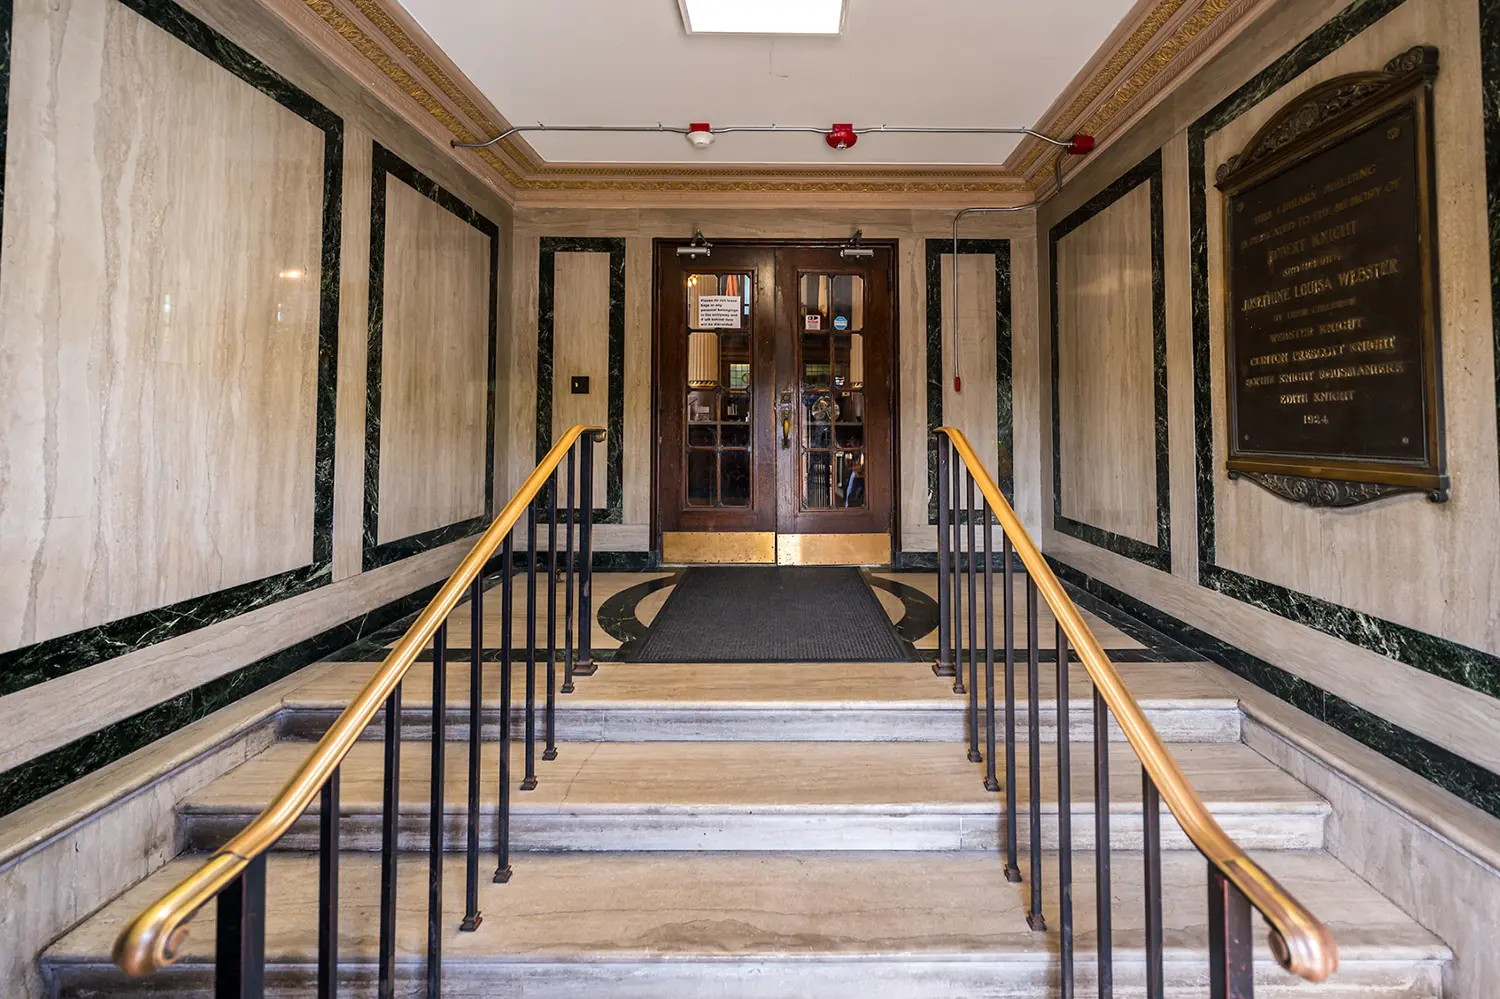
41, 655, 1448, 997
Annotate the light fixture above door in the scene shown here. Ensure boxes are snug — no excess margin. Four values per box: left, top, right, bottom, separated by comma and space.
678, 0, 847, 36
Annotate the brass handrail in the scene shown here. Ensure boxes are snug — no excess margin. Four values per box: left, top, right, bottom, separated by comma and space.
938, 426, 1337, 983
111, 425, 606, 977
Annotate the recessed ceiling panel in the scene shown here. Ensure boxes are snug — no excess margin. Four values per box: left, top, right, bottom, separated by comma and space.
399, 0, 1139, 166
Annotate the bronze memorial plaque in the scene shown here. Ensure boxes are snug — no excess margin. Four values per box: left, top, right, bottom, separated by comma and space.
1216, 46, 1446, 506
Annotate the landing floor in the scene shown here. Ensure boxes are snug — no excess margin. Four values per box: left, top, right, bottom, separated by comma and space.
339, 571, 1166, 663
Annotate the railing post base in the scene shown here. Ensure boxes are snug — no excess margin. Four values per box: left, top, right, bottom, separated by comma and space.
460, 913, 484, 933
1004, 866, 1022, 884
985, 776, 1000, 793
542, 748, 558, 761
931, 661, 956, 677
1026, 911, 1047, 932
572, 661, 598, 677
520, 777, 538, 791
492, 866, 512, 884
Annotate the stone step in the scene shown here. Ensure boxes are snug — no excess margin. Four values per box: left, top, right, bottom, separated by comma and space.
280, 660, 1242, 743
43, 851, 1447, 998
181, 740, 1326, 853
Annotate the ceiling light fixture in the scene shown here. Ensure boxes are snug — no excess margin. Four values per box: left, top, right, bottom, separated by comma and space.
679, 0, 846, 36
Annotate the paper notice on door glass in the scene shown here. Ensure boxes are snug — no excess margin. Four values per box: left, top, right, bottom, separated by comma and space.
695, 295, 742, 329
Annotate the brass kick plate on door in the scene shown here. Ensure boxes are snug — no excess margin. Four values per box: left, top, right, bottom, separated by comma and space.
775, 534, 891, 566
662, 531, 776, 564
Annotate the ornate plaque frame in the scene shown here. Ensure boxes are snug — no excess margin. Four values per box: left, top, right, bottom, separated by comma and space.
1215, 46, 1447, 507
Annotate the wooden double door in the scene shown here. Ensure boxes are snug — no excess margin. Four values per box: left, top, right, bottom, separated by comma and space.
654, 241, 896, 564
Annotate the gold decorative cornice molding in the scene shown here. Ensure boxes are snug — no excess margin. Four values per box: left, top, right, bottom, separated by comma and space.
1009, 0, 1196, 179
261, 0, 1272, 205
1010, 0, 1269, 190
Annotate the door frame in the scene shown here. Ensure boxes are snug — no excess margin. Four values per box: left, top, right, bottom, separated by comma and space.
650, 237, 902, 560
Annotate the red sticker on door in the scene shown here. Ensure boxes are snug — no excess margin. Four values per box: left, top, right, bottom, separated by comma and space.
805, 314, 822, 331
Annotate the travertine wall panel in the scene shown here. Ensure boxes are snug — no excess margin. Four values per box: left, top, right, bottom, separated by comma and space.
552, 252, 612, 504
375, 176, 492, 544
0, 0, 326, 650
939, 253, 1001, 489
1054, 182, 1158, 545
0, 0, 507, 805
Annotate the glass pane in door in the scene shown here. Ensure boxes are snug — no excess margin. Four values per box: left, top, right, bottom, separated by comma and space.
684, 273, 754, 509
798, 273, 867, 510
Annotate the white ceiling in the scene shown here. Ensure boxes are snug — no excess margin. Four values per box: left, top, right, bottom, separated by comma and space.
399, 0, 1139, 166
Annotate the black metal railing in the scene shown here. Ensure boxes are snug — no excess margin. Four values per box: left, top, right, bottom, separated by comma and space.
933, 427, 1336, 999
113, 428, 605, 998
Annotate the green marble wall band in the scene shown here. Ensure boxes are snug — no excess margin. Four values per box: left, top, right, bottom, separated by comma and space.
1050, 557, 1500, 820
1049, 150, 1171, 571
364, 142, 500, 570
0, 580, 445, 818
924, 239, 1013, 524
1187, 0, 1500, 705
0, 0, 345, 697
535, 236, 627, 524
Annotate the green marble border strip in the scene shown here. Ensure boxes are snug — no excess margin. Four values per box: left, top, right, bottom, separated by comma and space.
924, 239, 1013, 524
0, 0, 11, 262
1048, 150, 1171, 572
363, 142, 499, 570
0, 0, 344, 697
535, 237, 627, 524
1185, 0, 1500, 702
0, 581, 445, 818
1049, 556, 1500, 819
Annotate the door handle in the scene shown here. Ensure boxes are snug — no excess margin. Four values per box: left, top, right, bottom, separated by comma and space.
776, 391, 794, 449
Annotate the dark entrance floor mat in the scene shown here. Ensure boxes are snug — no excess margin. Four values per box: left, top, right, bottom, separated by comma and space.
629, 566, 911, 663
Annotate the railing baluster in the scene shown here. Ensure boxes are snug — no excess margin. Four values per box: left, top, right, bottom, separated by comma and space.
1025, 575, 1045, 930
428, 623, 446, 998
522, 502, 538, 792
951, 450, 965, 695
1057, 622, 1074, 999
966, 471, 980, 759
983, 500, 998, 792
215, 855, 267, 999
378, 682, 401, 999
462, 577, 483, 931
318, 769, 339, 999
544, 469, 559, 762
1095, 687, 1113, 997
494, 536, 514, 884
562, 447, 577, 694
1002, 534, 1020, 882
934, 436, 954, 678
575, 433, 597, 677
1143, 770, 1165, 999
1209, 862, 1256, 999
